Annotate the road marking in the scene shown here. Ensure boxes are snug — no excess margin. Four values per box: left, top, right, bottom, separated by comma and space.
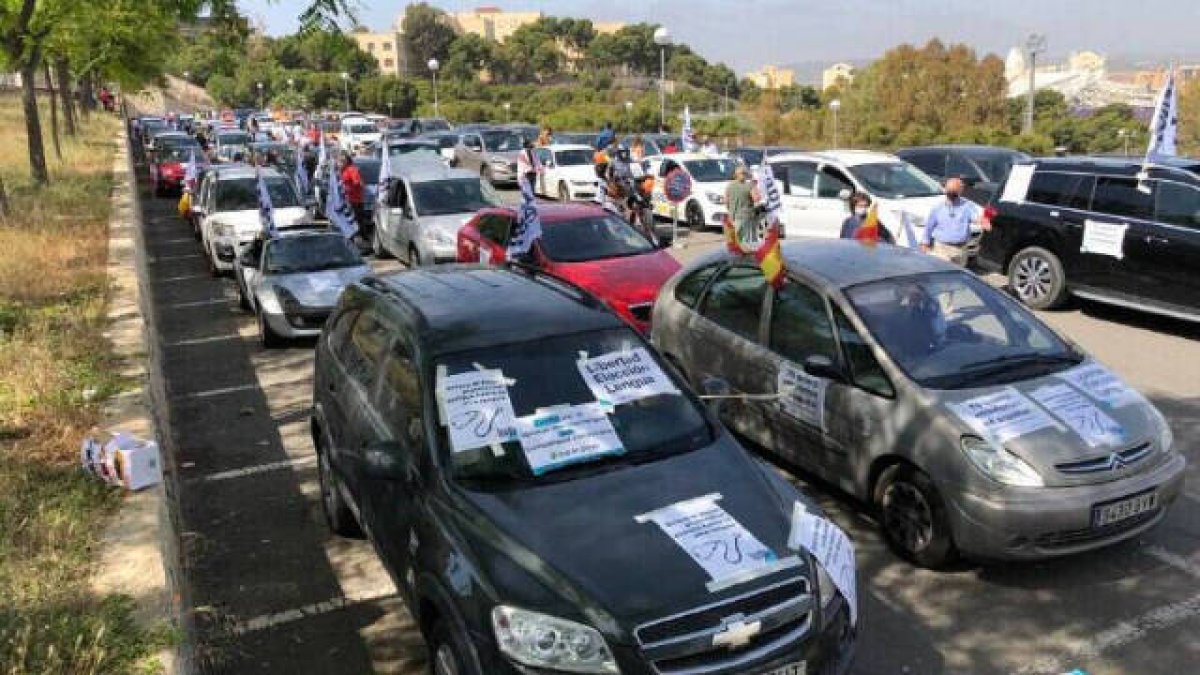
201, 456, 316, 482
1144, 545, 1200, 580
156, 273, 208, 283
150, 253, 202, 262
230, 586, 396, 636
164, 334, 242, 347
164, 297, 233, 310
157, 237, 198, 245
175, 382, 259, 400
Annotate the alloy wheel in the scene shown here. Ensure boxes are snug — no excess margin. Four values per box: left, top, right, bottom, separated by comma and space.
318, 450, 337, 520
882, 481, 934, 555
1013, 255, 1052, 302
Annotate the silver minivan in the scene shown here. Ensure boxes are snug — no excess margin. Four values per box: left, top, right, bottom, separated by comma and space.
372, 158, 503, 265
453, 127, 524, 186
652, 240, 1185, 567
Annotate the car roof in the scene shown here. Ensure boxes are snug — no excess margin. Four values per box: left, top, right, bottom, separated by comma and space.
215, 166, 285, 181
268, 227, 340, 241
483, 202, 610, 224
546, 143, 593, 152
364, 266, 623, 355
394, 160, 475, 182
649, 152, 727, 162
768, 149, 901, 166
1029, 155, 1200, 178
690, 239, 959, 289
898, 144, 1025, 154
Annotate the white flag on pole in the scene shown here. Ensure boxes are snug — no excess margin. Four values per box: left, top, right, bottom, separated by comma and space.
506, 177, 543, 259
682, 106, 696, 152
377, 138, 391, 206
184, 148, 199, 192
325, 162, 359, 239
1145, 66, 1178, 163
257, 170, 278, 239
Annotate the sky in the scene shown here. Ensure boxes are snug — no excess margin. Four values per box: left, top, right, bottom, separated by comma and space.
237, 0, 1200, 76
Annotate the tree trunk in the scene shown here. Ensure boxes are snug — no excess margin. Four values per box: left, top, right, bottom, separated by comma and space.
0, 174, 10, 219
55, 58, 76, 135
78, 72, 92, 119
20, 62, 49, 186
45, 62, 62, 162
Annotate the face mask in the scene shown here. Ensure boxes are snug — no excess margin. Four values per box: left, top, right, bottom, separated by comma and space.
854, 206, 868, 217
946, 191, 961, 201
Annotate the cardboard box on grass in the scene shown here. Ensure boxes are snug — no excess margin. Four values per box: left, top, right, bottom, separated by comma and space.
80, 430, 161, 491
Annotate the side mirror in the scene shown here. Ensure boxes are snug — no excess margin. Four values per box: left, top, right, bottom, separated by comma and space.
837, 188, 852, 201
802, 354, 844, 382
361, 442, 414, 482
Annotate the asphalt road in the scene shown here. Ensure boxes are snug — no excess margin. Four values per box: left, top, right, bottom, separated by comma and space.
137, 176, 1198, 674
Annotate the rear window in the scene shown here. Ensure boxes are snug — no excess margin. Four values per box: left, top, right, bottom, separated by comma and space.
1027, 171, 1095, 210
216, 177, 299, 211
539, 214, 656, 263
554, 149, 593, 166
1092, 176, 1153, 220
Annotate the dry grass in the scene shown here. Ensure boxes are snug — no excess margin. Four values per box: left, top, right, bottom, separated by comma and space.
0, 94, 167, 674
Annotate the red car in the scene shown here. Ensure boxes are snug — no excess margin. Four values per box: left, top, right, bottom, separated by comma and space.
457, 203, 680, 333
150, 143, 200, 197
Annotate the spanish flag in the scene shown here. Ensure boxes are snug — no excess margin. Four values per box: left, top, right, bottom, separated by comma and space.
755, 222, 786, 289
853, 204, 881, 245
723, 215, 745, 255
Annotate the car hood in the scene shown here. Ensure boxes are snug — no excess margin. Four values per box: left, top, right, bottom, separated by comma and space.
267, 265, 370, 307
931, 362, 1161, 485
456, 439, 807, 628
555, 165, 597, 182
547, 250, 681, 308
213, 207, 310, 236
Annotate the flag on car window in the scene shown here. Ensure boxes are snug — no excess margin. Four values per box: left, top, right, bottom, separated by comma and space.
507, 176, 542, 259
755, 222, 786, 289
325, 163, 359, 239
682, 106, 696, 152
257, 170, 278, 239
1145, 65, 1178, 163
317, 130, 328, 172
755, 162, 783, 228
723, 216, 745, 255
377, 138, 391, 205
293, 152, 310, 198
183, 149, 199, 192
854, 204, 881, 245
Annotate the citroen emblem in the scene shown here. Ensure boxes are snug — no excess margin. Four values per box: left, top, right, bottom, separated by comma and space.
712, 615, 762, 650
1106, 453, 1128, 471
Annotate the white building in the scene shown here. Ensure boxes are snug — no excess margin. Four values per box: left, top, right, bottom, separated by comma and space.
1005, 48, 1157, 109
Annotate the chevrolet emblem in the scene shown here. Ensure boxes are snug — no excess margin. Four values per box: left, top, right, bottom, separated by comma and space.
712, 617, 762, 650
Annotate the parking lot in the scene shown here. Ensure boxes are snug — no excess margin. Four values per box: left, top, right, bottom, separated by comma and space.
137, 175, 1199, 674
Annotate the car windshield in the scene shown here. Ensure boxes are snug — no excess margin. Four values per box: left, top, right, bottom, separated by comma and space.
421, 119, 451, 131
355, 161, 381, 183
684, 158, 736, 182
482, 130, 522, 152
388, 144, 441, 161
554, 149, 593, 166
847, 271, 1080, 390
848, 162, 943, 198
736, 149, 764, 165
216, 177, 300, 211
411, 178, 502, 216
264, 235, 363, 274
346, 123, 377, 135
161, 145, 198, 162
219, 132, 251, 145
967, 152, 1029, 182
540, 214, 656, 263
436, 328, 711, 487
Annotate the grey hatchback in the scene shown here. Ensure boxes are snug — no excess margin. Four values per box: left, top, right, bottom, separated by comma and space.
653, 240, 1185, 567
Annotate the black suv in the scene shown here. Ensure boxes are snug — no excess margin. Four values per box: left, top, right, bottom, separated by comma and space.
978, 156, 1200, 320
897, 145, 1030, 205
311, 265, 855, 675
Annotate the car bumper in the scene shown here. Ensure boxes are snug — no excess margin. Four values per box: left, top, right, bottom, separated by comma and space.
488, 165, 518, 184
945, 453, 1186, 560
263, 308, 330, 338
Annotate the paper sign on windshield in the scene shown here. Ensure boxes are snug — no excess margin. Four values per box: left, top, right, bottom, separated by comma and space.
778, 364, 827, 431
1056, 363, 1142, 409
947, 387, 1057, 444
516, 402, 625, 475
437, 368, 518, 453
576, 347, 680, 408
1031, 383, 1126, 448
1080, 220, 1127, 259
788, 502, 857, 625
637, 494, 781, 592
999, 164, 1034, 204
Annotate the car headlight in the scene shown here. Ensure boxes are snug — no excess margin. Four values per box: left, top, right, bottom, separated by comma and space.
274, 286, 300, 313
211, 221, 234, 238
706, 191, 725, 205
491, 606, 617, 673
257, 287, 282, 315
1149, 406, 1174, 453
960, 435, 1043, 487
814, 559, 837, 609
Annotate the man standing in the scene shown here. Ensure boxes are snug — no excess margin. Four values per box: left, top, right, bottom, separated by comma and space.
339, 152, 367, 245
595, 122, 614, 151
921, 177, 983, 266
726, 165, 758, 243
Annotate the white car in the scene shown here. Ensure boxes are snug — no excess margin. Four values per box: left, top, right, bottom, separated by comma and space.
644, 153, 736, 232
531, 144, 599, 201
195, 166, 311, 275
766, 149, 981, 246
339, 116, 382, 153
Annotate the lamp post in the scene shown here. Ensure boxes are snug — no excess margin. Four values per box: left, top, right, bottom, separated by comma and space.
653, 26, 672, 132
182, 70, 190, 83
504, 102, 511, 123
388, 100, 394, 118
340, 71, 350, 112
829, 98, 842, 149
428, 58, 440, 117
1024, 33, 1047, 134
1118, 128, 1130, 156
256, 81, 264, 110
287, 77, 294, 92
624, 100, 633, 130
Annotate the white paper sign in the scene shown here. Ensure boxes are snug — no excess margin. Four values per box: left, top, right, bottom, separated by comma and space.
1080, 220, 1127, 259
1056, 363, 1143, 409
576, 347, 680, 408
999, 164, 1035, 204
637, 494, 780, 592
788, 502, 857, 625
947, 387, 1057, 444
778, 364, 827, 431
1030, 383, 1126, 448
437, 368, 518, 453
516, 402, 625, 475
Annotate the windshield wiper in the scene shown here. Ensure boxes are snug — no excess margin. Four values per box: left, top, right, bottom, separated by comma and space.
950, 351, 1082, 387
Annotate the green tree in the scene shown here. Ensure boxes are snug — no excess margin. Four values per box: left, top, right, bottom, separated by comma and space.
443, 33, 492, 82
402, 2, 456, 73
356, 75, 418, 117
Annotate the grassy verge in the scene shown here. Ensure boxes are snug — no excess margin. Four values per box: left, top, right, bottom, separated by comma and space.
0, 95, 167, 674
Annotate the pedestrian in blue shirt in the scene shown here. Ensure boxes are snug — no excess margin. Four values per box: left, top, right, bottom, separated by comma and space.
921, 177, 983, 266
595, 122, 614, 151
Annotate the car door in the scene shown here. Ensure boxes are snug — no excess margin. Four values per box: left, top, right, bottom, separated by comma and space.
1087, 174, 1159, 296
460, 134, 484, 172
771, 160, 826, 238
474, 214, 513, 264
390, 179, 414, 253
326, 310, 392, 503
1021, 170, 1101, 285
1149, 179, 1200, 310
813, 165, 856, 237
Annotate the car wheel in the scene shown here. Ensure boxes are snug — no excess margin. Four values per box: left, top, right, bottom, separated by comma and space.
373, 226, 391, 259
258, 312, 283, 349
686, 201, 706, 232
1008, 246, 1067, 310
205, 244, 221, 278
875, 463, 957, 568
429, 620, 480, 675
316, 437, 362, 538
558, 182, 570, 202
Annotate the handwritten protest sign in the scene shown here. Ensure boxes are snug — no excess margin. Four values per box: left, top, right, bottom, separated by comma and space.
788, 502, 857, 624
576, 347, 679, 408
516, 402, 625, 475
947, 387, 1056, 444
436, 368, 517, 453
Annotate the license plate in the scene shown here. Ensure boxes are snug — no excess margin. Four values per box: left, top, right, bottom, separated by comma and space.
1093, 492, 1158, 527
762, 662, 806, 675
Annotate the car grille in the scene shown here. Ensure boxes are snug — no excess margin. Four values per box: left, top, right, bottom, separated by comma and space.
1055, 442, 1153, 475
1031, 509, 1161, 549
629, 303, 653, 323
635, 577, 813, 675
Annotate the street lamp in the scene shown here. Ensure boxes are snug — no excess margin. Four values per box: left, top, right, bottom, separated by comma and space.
388, 100, 394, 118
182, 70, 190, 83
287, 77, 294, 91
653, 26, 672, 132
623, 100, 633, 131
829, 99, 842, 149
1024, 33, 1047, 134
503, 102, 511, 123
1118, 128, 1130, 156
256, 81, 264, 110
340, 71, 350, 112
428, 58, 440, 117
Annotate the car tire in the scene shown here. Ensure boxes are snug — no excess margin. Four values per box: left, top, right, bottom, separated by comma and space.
205, 244, 221, 278
429, 620, 481, 675
686, 201, 706, 232
316, 437, 362, 538
373, 226, 391, 259
558, 182, 570, 202
875, 463, 957, 568
258, 312, 283, 349
1008, 246, 1067, 310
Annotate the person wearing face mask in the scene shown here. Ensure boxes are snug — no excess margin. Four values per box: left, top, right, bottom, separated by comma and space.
840, 192, 894, 243
921, 177, 983, 265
